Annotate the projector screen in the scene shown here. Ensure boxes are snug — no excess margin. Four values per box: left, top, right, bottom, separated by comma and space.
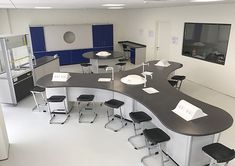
182, 22, 231, 65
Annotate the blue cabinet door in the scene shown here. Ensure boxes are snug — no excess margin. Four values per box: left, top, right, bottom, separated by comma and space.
130, 48, 136, 64
92, 24, 113, 48
30, 27, 46, 53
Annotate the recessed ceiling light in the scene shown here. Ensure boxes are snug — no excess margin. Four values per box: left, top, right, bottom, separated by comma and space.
191, 0, 224, 2
107, 7, 124, 9
102, 4, 125, 7
34, 6, 52, 9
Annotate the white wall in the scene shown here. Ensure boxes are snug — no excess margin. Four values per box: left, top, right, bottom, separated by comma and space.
2, 9, 127, 51
0, 9, 11, 34
122, 4, 235, 97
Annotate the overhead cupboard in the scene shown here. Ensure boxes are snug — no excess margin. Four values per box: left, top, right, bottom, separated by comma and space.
29, 24, 114, 65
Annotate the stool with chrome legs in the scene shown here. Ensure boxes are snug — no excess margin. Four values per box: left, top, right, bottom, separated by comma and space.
171, 75, 186, 90
168, 80, 178, 88
104, 99, 127, 132
202, 143, 235, 166
141, 128, 170, 166
80, 63, 92, 73
115, 62, 126, 71
128, 111, 152, 150
77, 94, 97, 123
31, 86, 47, 112
47, 95, 70, 124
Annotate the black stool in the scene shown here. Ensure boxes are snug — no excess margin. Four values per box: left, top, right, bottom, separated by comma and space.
141, 128, 170, 166
47, 95, 70, 124
77, 94, 97, 123
118, 45, 130, 62
128, 111, 152, 150
171, 75, 186, 90
30, 86, 47, 112
98, 65, 109, 72
80, 63, 92, 73
202, 143, 235, 166
104, 99, 127, 132
115, 62, 126, 71
168, 80, 178, 88
118, 58, 129, 62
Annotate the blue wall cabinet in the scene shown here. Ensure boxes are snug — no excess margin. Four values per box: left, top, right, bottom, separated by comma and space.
29, 27, 46, 53
30, 24, 113, 65
92, 24, 113, 48
130, 48, 135, 64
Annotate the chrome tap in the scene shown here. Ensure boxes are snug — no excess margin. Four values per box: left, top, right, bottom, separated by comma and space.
106, 67, 114, 80
143, 74, 147, 87
142, 62, 149, 73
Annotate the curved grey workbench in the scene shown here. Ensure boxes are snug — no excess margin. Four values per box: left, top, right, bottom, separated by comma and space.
37, 61, 233, 166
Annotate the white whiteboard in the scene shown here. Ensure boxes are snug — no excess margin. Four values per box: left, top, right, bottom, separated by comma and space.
44, 24, 93, 51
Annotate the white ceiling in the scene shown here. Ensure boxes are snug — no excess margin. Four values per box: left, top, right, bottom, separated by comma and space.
1, 0, 235, 9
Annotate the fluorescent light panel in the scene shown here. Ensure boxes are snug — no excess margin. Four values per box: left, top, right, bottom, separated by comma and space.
34, 6, 52, 9
107, 6, 124, 9
191, 0, 224, 2
102, 4, 125, 7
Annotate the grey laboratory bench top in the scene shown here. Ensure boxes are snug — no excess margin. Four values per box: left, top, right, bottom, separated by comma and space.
82, 51, 124, 60
37, 61, 233, 136
118, 41, 146, 48
34, 56, 59, 68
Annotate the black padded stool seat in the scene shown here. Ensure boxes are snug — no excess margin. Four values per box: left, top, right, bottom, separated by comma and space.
77, 95, 94, 102
202, 143, 235, 163
143, 128, 170, 144
130, 111, 152, 123
171, 75, 186, 81
128, 111, 152, 150
47, 96, 66, 102
31, 86, 45, 92
141, 128, 171, 166
115, 62, 126, 66
98, 65, 109, 69
104, 99, 124, 108
80, 63, 92, 67
168, 80, 178, 87
104, 99, 127, 132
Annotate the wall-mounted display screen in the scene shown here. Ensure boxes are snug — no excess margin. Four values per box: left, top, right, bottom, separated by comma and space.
182, 22, 231, 65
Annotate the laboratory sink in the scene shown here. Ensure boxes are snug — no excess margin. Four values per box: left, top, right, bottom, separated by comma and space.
121, 75, 146, 85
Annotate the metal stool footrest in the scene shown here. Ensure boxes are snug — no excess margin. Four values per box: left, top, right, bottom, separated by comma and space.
104, 108, 127, 132
77, 95, 97, 123
79, 107, 97, 123
50, 111, 70, 125
128, 133, 146, 150
47, 96, 70, 124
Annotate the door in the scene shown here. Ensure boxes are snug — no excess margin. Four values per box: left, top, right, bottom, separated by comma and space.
155, 21, 171, 60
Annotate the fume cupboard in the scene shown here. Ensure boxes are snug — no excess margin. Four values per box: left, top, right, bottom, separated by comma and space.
0, 34, 34, 104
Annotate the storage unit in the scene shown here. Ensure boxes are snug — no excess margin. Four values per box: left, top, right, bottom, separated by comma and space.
0, 34, 34, 104
29, 24, 114, 65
